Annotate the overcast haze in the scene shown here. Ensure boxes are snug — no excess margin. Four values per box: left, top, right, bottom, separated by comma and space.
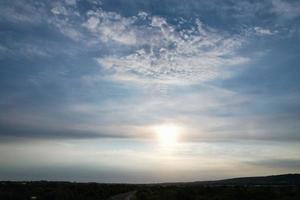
0, 0, 300, 183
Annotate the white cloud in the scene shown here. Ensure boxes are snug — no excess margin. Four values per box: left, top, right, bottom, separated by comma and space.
82, 10, 249, 84
51, 6, 68, 16
151, 16, 167, 27
254, 27, 276, 36
84, 16, 99, 30
83, 10, 137, 45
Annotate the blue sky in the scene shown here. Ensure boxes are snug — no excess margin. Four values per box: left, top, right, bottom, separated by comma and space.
0, 0, 300, 183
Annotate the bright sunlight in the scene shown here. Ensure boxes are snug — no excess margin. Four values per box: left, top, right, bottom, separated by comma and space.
154, 124, 181, 146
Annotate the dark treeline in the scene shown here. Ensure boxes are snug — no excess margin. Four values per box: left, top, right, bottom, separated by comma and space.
0, 181, 137, 200
1, 182, 300, 200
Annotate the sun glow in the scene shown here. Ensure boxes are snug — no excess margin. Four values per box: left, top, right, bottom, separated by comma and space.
154, 124, 181, 146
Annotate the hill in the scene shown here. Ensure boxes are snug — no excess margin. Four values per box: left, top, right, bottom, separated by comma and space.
192, 173, 300, 186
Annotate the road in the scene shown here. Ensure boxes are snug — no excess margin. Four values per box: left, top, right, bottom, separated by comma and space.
109, 191, 136, 200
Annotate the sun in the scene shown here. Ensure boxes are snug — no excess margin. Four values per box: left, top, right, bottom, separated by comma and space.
154, 124, 180, 146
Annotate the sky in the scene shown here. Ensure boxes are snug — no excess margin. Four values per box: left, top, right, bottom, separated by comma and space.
0, 0, 300, 183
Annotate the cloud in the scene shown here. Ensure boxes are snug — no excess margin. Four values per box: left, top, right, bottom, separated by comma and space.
83, 11, 249, 84
0, 0, 46, 24
254, 27, 276, 36
271, 0, 300, 19
9, 1, 299, 86
51, 5, 68, 16
0, 123, 105, 140
65, 0, 77, 6
247, 158, 300, 169
83, 10, 138, 45
0, 114, 131, 140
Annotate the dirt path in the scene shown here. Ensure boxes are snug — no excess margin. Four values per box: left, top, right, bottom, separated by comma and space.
109, 191, 136, 200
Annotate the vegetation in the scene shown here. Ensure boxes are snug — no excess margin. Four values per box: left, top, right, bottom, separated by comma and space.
136, 185, 300, 200
0, 181, 136, 200
1, 174, 300, 200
